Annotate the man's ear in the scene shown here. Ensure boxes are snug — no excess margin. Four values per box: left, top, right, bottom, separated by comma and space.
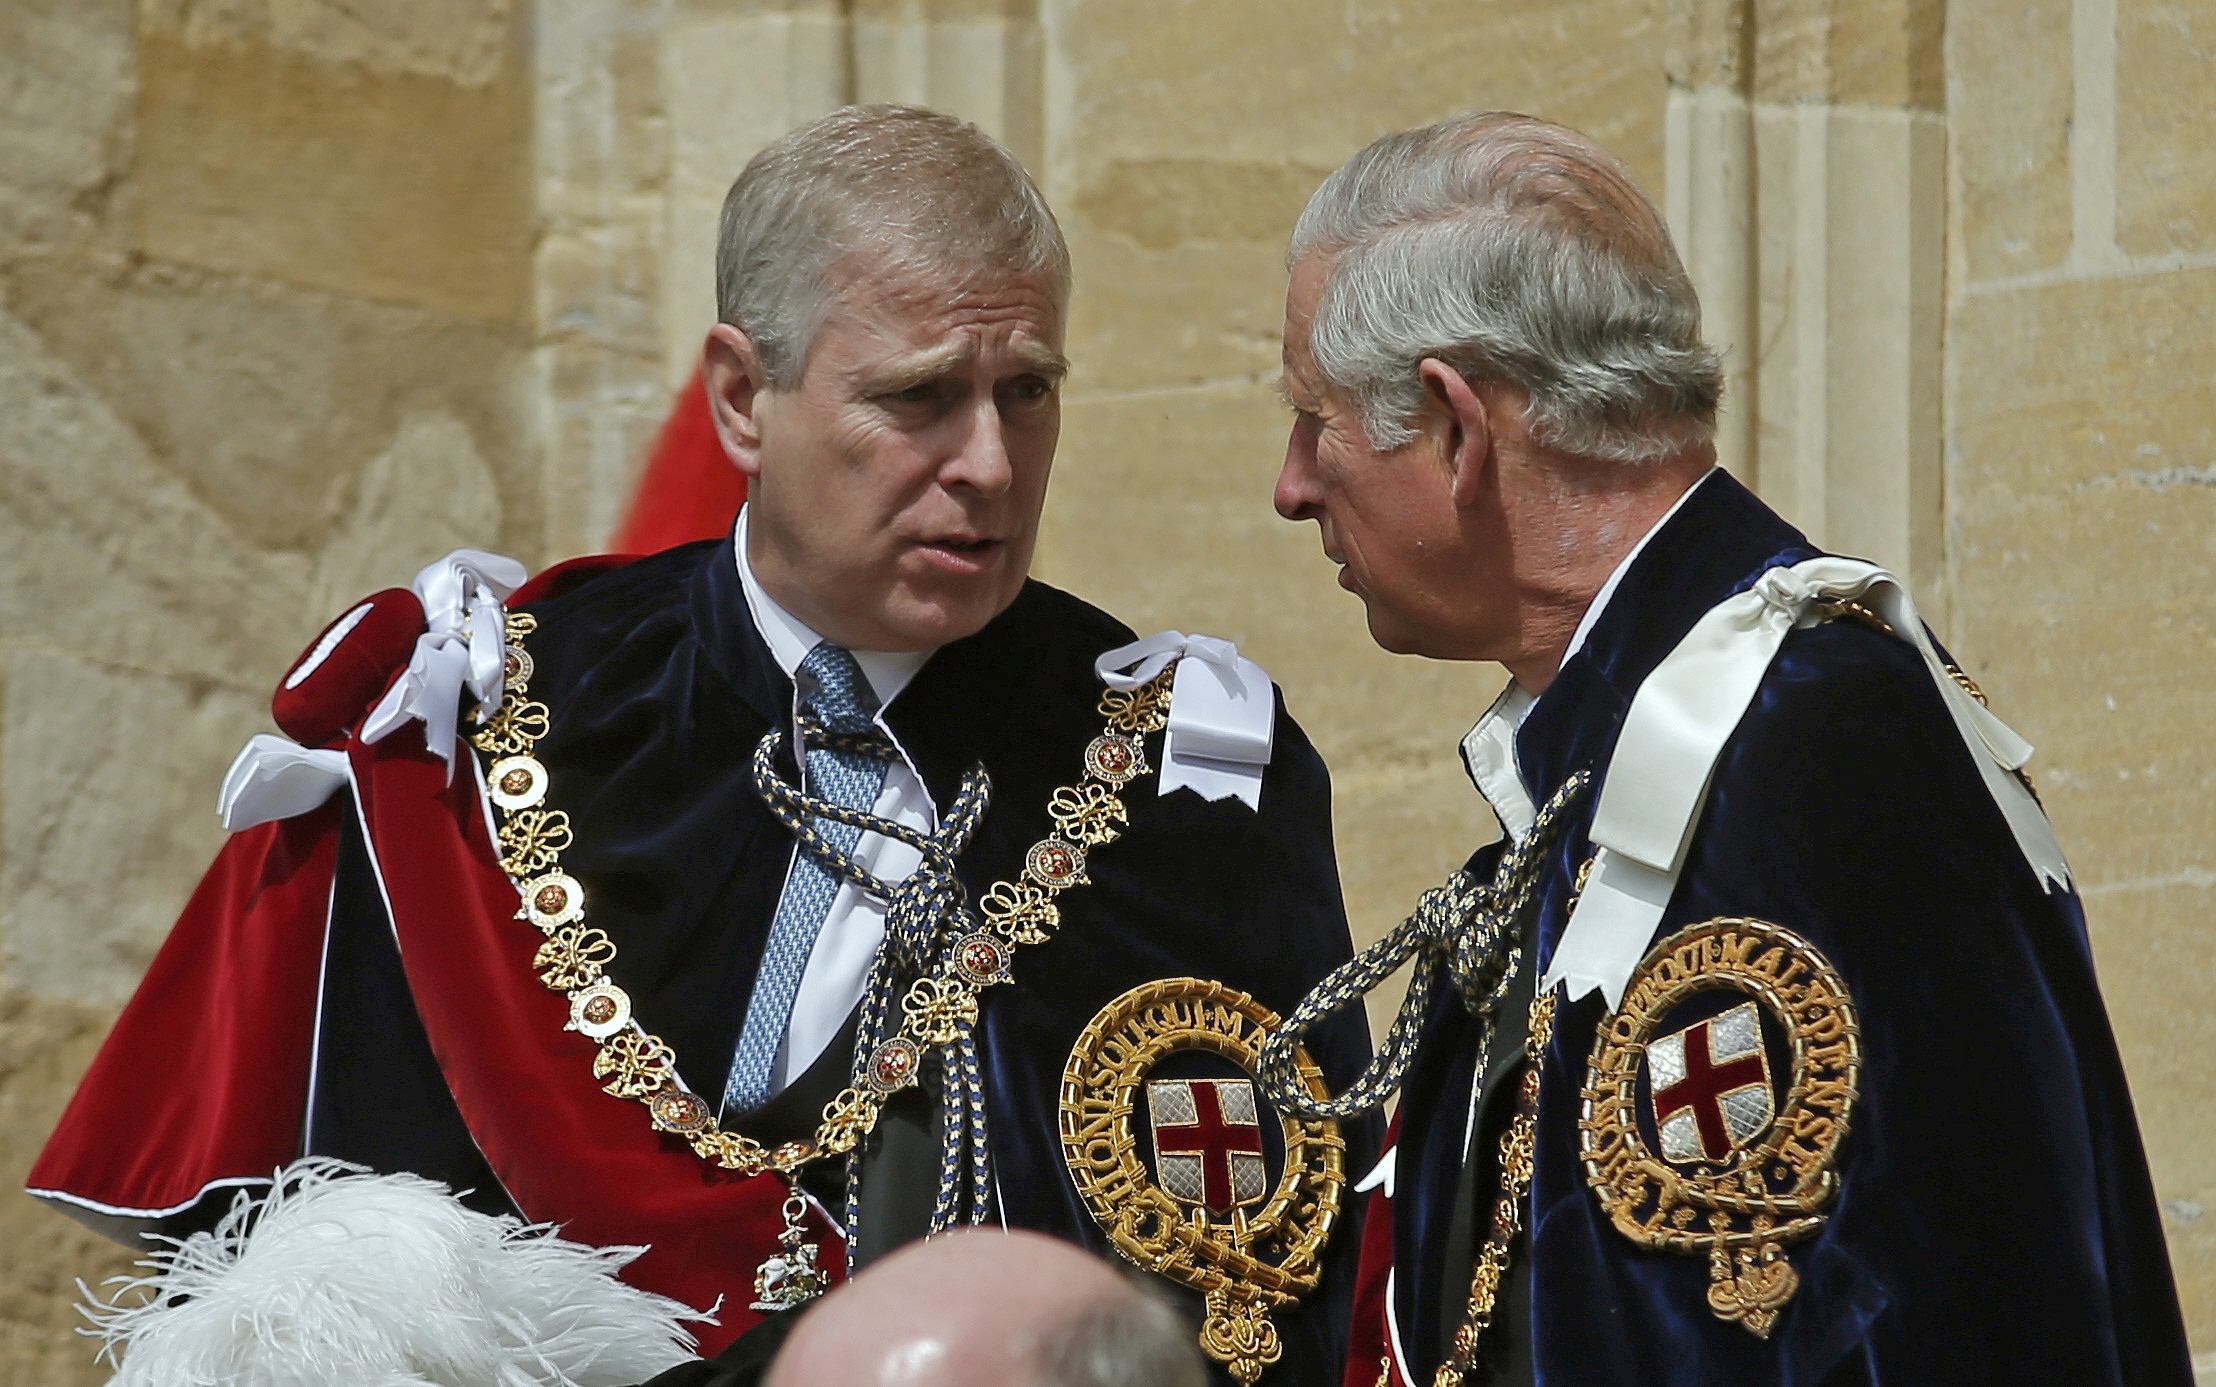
703, 324, 771, 483
1418, 357, 1493, 508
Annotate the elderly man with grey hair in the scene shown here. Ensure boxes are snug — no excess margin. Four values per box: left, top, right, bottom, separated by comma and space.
32, 104, 1373, 1387
1257, 112, 2188, 1385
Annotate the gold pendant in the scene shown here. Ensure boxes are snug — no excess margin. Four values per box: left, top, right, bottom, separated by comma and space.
1061, 978, 1348, 1384
750, 1188, 831, 1313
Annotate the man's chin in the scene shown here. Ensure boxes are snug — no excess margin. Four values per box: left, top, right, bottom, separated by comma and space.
1362, 607, 1455, 660
873, 579, 1025, 652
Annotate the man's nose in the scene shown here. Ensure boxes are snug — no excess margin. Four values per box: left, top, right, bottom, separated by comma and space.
944, 399, 1015, 495
1274, 429, 1320, 521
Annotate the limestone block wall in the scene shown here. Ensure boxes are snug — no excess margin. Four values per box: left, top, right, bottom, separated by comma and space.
3, 0, 2213, 1378
0, 2, 539, 1379
1947, 0, 2216, 1348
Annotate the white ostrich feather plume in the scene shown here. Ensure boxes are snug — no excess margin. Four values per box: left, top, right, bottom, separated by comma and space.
78, 1159, 712, 1387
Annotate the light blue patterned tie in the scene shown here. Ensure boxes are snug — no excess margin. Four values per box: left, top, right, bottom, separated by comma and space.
724, 642, 893, 1115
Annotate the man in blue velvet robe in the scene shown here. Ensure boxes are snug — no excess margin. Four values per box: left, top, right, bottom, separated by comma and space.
1265, 110, 2189, 1385
34, 104, 1371, 1386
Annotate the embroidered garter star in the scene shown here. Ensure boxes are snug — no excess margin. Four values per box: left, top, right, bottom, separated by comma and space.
1061, 979, 1347, 1385
1578, 917, 1861, 1340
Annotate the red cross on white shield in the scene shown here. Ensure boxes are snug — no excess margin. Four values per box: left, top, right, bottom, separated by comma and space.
1646, 999, 1776, 1164
1147, 1076, 1267, 1213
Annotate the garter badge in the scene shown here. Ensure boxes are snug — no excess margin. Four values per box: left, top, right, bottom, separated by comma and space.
1579, 917, 1860, 1340
1061, 979, 1346, 1384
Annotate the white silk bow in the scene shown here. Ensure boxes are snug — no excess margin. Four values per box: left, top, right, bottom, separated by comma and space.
1095, 631, 1276, 810
1543, 555, 2071, 1010
217, 735, 350, 832
360, 550, 529, 779
218, 549, 530, 831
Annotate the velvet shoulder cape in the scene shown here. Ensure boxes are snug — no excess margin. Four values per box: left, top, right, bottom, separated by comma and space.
34, 537, 1377, 1376
1349, 472, 2188, 1387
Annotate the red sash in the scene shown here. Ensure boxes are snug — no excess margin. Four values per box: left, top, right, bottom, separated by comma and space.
34, 591, 836, 1354
348, 723, 835, 1349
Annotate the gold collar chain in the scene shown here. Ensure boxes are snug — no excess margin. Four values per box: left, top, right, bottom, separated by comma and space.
468, 608, 1174, 1182
1431, 986, 1556, 1387
1426, 853, 1597, 1386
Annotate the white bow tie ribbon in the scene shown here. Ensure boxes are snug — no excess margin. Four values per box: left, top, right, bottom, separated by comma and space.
1095, 631, 1277, 810
217, 735, 352, 832
360, 549, 530, 779
1542, 555, 2072, 1011
218, 549, 530, 832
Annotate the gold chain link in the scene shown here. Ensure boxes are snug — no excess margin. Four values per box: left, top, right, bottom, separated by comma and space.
470, 611, 1173, 1182
1433, 986, 1557, 1387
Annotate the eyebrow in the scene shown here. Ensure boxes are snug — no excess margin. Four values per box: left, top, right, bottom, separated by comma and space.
1011, 343, 1072, 379
862, 341, 1070, 396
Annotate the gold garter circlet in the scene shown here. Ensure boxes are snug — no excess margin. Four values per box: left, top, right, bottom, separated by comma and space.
1062, 978, 1347, 1385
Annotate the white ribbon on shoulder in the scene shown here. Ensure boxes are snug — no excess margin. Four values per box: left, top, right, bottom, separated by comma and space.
1543, 555, 2072, 1011
217, 549, 529, 831
218, 735, 350, 832
360, 550, 529, 779
1095, 631, 1276, 810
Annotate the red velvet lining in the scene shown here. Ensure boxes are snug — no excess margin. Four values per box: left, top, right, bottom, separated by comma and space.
349, 723, 837, 1349
29, 809, 337, 1217
272, 588, 425, 747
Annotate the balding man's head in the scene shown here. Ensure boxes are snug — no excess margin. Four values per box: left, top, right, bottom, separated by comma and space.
1286, 110, 1722, 463
764, 1230, 1205, 1387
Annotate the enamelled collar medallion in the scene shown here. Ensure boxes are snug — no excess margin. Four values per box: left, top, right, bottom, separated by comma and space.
1061, 979, 1347, 1385
1579, 916, 1861, 1339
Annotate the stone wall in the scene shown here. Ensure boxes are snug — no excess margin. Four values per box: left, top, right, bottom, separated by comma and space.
1947, 0, 2216, 1352
3, 0, 2212, 1378
0, 2, 539, 1378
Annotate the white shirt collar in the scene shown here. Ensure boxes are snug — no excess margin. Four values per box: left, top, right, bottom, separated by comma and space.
733, 506, 931, 710
1459, 468, 1717, 839
1459, 680, 1539, 841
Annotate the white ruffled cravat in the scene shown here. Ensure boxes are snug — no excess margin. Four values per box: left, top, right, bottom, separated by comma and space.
1542, 555, 2072, 1010
1094, 631, 1276, 810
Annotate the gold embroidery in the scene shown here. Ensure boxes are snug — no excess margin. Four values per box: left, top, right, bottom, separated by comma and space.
1578, 917, 1861, 1339
1061, 978, 1347, 1385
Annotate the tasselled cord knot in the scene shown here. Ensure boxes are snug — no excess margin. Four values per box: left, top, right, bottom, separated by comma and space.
1256, 771, 1592, 1122
750, 726, 998, 1267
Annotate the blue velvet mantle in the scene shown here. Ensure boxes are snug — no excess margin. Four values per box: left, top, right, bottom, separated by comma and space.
1389, 472, 2190, 1385
306, 536, 1376, 1384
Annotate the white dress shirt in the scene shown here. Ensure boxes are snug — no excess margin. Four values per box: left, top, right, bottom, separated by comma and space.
1457, 469, 1717, 840
732, 508, 938, 1099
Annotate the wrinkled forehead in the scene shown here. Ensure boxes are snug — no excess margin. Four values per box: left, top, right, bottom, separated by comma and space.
827, 229, 1068, 307
817, 246, 1068, 349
